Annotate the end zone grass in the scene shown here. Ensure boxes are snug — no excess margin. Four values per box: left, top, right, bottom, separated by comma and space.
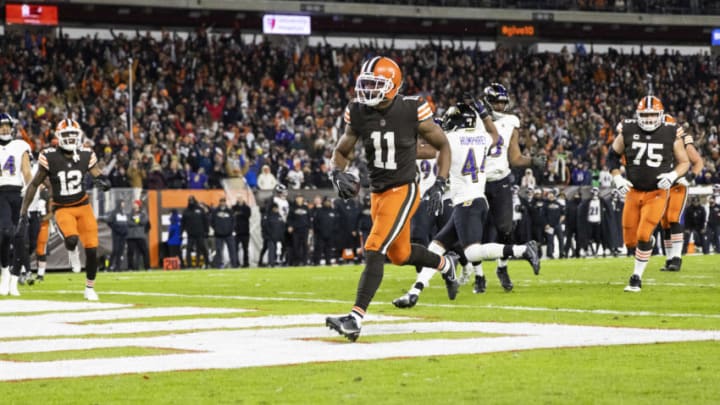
1, 255, 719, 404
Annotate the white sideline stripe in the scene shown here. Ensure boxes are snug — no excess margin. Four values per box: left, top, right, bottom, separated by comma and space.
0, 300, 130, 314
33, 290, 720, 320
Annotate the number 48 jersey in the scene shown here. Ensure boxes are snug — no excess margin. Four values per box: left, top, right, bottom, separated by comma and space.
38, 147, 98, 206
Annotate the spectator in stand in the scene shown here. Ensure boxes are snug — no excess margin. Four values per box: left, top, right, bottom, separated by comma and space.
599, 166, 613, 188
287, 160, 305, 190
164, 160, 187, 189
146, 163, 166, 190
521, 168, 536, 188
127, 159, 146, 199
188, 166, 208, 189
257, 165, 278, 191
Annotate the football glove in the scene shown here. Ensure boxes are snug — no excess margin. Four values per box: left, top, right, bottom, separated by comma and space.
423, 176, 447, 216
15, 215, 28, 239
94, 175, 112, 191
612, 174, 633, 197
531, 154, 547, 168
685, 171, 697, 183
677, 176, 690, 187
463, 92, 489, 119
656, 171, 678, 190
331, 169, 359, 200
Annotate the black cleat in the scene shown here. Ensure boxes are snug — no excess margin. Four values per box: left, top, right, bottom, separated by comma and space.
326, 314, 361, 342
665, 257, 682, 272
442, 252, 460, 300
624, 274, 642, 292
392, 293, 419, 308
496, 266, 514, 292
523, 241, 541, 275
18, 273, 28, 286
472, 275, 487, 294
659, 259, 671, 271
35, 275, 44, 282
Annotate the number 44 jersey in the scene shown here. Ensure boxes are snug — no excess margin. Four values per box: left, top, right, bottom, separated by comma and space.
0, 140, 31, 188
617, 119, 680, 191
38, 147, 98, 206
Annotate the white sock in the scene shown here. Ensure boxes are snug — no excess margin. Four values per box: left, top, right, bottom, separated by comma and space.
38, 263, 46, 277
633, 248, 652, 278
664, 238, 673, 260
350, 310, 363, 327
0, 267, 9, 291
512, 245, 527, 257
670, 233, 683, 259
408, 267, 436, 295
9, 275, 19, 295
497, 258, 509, 268
474, 262, 484, 276
464, 243, 504, 262
69, 247, 81, 272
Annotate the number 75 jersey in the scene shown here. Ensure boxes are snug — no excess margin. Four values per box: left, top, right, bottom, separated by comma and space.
617, 119, 680, 191
38, 147, 98, 206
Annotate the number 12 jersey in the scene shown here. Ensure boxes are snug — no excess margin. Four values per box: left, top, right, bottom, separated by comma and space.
38, 147, 98, 206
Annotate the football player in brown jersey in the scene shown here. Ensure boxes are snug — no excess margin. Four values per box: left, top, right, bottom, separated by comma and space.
658, 115, 704, 272
18, 119, 111, 300
326, 56, 499, 341
608, 96, 689, 292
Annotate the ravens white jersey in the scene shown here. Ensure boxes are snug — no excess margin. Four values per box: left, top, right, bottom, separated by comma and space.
416, 158, 454, 201
0, 140, 30, 188
27, 163, 44, 213
484, 112, 520, 182
447, 124, 493, 205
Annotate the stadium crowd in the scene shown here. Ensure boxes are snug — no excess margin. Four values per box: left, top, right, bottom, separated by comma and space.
1, 29, 720, 267
1, 29, 719, 194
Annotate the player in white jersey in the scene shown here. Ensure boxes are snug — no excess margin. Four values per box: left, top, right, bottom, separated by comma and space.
474, 83, 546, 293
0, 113, 33, 296
393, 103, 540, 308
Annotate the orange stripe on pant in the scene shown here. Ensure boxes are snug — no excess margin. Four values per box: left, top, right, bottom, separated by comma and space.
622, 188, 668, 248
365, 182, 420, 264
661, 183, 688, 228
36, 220, 49, 256
54, 204, 99, 249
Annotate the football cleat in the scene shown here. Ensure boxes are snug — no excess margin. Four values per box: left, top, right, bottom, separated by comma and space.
624, 274, 642, 292
326, 314, 361, 342
442, 252, 460, 300
496, 266, 514, 292
9, 275, 20, 296
659, 259, 671, 271
523, 241, 541, 275
665, 257, 682, 272
18, 272, 28, 285
84, 288, 99, 301
392, 293, 419, 308
35, 275, 44, 282
472, 275, 487, 294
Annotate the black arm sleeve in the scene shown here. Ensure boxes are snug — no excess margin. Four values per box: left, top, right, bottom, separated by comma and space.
607, 148, 622, 171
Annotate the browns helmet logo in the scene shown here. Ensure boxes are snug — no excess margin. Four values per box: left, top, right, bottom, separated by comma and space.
355, 56, 403, 107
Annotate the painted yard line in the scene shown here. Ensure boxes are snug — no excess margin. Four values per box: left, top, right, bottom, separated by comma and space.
0, 300, 130, 314
32, 290, 720, 320
1, 319, 719, 380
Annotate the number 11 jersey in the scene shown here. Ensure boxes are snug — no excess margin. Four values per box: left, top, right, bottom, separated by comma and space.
344, 95, 432, 192
38, 147, 98, 207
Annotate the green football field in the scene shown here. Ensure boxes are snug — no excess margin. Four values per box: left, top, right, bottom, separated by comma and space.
1, 255, 719, 404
